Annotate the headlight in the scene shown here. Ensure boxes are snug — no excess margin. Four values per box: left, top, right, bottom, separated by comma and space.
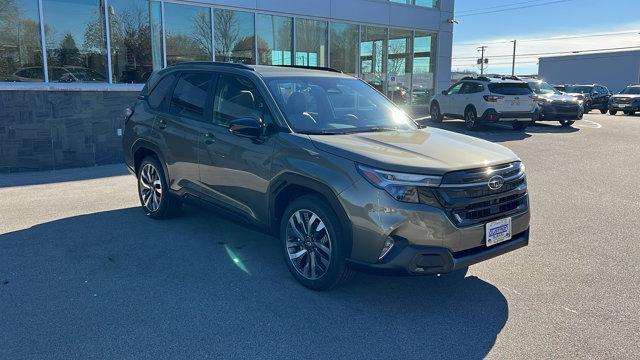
356, 164, 442, 205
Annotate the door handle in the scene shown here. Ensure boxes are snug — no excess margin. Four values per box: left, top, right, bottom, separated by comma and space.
158, 118, 167, 129
203, 132, 215, 144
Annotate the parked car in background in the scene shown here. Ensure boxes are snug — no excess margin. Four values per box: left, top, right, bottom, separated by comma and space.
609, 85, 640, 116
564, 84, 611, 114
431, 76, 537, 131
552, 84, 566, 92
524, 79, 583, 127
122, 62, 531, 290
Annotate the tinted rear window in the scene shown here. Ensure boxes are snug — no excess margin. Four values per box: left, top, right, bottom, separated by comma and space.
488, 83, 532, 95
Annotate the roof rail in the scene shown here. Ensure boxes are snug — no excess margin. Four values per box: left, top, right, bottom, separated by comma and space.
273, 64, 343, 73
168, 61, 254, 71
490, 75, 522, 81
460, 76, 490, 82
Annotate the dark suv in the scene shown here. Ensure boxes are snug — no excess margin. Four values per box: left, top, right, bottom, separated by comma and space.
123, 62, 530, 290
564, 84, 611, 113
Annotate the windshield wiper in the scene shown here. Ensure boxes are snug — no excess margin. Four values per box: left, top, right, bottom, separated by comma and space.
300, 130, 345, 135
343, 127, 399, 134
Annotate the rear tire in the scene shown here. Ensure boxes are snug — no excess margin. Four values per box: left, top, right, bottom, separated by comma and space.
609, 110, 617, 115
559, 120, 575, 127
464, 107, 479, 131
512, 121, 527, 131
280, 195, 353, 291
599, 108, 607, 114
430, 102, 444, 122
137, 156, 181, 219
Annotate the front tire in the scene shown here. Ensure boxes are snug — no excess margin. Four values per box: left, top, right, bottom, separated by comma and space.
609, 110, 617, 115
430, 102, 443, 122
137, 156, 181, 219
280, 195, 353, 291
584, 101, 592, 113
600, 108, 607, 114
512, 121, 527, 131
559, 120, 575, 127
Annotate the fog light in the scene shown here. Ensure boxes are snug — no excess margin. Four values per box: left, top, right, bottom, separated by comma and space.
378, 237, 395, 260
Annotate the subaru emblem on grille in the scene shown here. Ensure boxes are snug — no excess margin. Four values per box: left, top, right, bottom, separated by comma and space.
488, 175, 505, 190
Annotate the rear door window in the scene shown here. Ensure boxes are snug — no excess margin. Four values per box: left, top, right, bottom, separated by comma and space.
488, 83, 532, 95
169, 72, 215, 121
148, 73, 177, 110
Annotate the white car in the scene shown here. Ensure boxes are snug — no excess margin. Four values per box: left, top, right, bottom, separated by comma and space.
430, 76, 538, 130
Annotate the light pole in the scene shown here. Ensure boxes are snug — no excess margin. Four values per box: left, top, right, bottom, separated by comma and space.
511, 40, 517, 76
478, 45, 488, 75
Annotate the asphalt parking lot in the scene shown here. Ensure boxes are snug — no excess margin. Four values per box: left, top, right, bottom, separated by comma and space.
1, 112, 639, 359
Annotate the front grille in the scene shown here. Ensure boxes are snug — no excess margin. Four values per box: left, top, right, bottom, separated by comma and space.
614, 97, 632, 104
433, 162, 529, 227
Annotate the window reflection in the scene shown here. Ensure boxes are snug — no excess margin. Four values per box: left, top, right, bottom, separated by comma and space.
295, 19, 327, 67
165, 3, 212, 65
108, 0, 153, 83
0, 0, 43, 82
43, 0, 108, 82
387, 28, 412, 104
360, 26, 387, 93
412, 31, 435, 105
256, 14, 292, 66
215, 9, 255, 64
330, 22, 358, 76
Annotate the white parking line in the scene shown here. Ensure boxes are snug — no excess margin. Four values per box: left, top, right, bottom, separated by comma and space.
576, 120, 602, 129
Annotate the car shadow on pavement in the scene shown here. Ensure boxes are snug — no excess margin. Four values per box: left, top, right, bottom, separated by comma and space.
1, 205, 508, 359
418, 119, 579, 143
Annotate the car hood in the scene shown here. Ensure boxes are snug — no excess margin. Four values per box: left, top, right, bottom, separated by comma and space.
308, 128, 519, 175
537, 93, 580, 102
566, 92, 588, 98
612, 94, 640, 99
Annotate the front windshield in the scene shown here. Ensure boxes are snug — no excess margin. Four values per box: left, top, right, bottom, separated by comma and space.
565, 85, 591, 94
620, 87, 640, 95
265, 77, 416, 134
528, 81, 559, 95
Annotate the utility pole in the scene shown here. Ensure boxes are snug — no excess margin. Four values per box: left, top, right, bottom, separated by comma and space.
477, 46, 488, 75
511, 40, 517, 76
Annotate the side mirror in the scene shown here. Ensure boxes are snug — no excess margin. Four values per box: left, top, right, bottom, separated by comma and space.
229, 117, 263, 138
441, 90, 447, 95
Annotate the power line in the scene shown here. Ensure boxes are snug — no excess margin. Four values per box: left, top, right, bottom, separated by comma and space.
452, 45, 640, 60
454, 31, 640, 47
456, 0, 578, 18
457, 0, 558, 14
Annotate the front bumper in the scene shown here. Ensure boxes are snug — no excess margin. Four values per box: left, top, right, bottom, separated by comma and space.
610, 104, 640, 111
339, 177, 530, 273
348, 229, 529, 275
538, 104, 583, 120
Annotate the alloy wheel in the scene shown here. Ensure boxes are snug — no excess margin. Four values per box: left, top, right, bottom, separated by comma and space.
139, 163, 163, 212
285, 209, 332, 280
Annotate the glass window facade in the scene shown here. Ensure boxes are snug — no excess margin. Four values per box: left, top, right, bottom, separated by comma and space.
412, 30, 435, 105
164, 3, 212, 65
256, 14, 292, 66
330, 22, 359, 76
215, 9, 255, 64
108, 0, 153, 83
360, 26, 387, 94
295, 18, 327, 67
43, 0, 108, 82
0, 0, 43, 82
0, 1, 438, 105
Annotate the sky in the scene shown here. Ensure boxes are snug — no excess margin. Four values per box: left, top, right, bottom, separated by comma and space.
452, 0, 640, 75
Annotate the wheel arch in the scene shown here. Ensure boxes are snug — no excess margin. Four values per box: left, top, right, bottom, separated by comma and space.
131, 139, 170, 183
269, 173, 353, 256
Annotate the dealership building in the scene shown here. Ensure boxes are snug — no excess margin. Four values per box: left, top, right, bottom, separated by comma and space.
0, 0, 454, 172
539, 50, 640, 93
